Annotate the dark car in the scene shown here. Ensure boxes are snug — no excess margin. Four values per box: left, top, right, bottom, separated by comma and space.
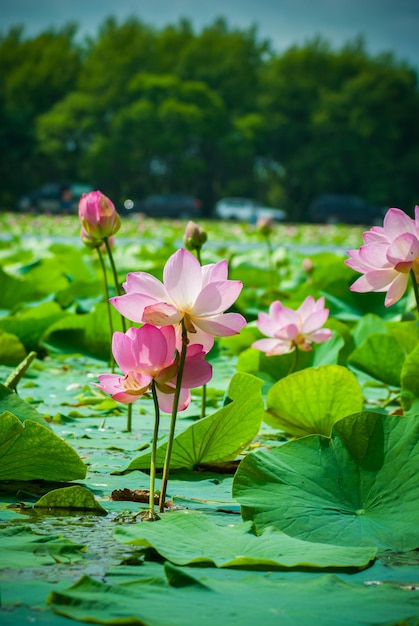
307, 194, 386, 225
122, 193, 203, 219
17, 182, 95, 214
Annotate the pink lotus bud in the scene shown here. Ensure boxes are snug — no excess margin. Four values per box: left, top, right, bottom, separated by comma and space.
183, 221, 207, 251
256, 216, 274, 237
302, 258, 314, 274
79, 191, 121, 241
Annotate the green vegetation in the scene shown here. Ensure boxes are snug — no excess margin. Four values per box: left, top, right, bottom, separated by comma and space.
1, 214, 419, 624
1, 17, 418, 217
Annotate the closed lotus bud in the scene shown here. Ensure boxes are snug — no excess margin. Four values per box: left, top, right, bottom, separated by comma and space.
183, 220, 207, 251
256, 216, 274, 237
80, 226, 102, 249
79, 191, 121, 240
302, 257, 314, 274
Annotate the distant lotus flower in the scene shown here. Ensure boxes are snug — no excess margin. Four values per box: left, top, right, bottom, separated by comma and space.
345, 207, 419, 306
79, 190, 121, 241
96, 324, 212, 413
252, 296, 333, 356
110, 248, 246, 350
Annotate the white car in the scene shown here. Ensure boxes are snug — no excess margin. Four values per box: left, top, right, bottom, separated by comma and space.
214, 197, 286, 222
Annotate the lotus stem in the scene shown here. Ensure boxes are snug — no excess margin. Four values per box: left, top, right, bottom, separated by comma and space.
158, 319, 188, 512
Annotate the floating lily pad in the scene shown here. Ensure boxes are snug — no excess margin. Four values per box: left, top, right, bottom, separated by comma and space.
48, 562, 419, 626
0, 525, 85, 569
116, 509, 376, 570
233, 412, 419, 551
35, 485, 107, 514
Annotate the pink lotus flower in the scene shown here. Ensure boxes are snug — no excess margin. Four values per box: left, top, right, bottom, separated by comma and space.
252, 296, 333, 356
79, 190, 121, 241
345, 207, 419, 307
96, 324, 212, 413
110, 248, 246, 350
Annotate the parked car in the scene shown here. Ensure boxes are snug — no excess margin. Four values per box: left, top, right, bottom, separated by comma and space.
214, 197, 286, 222
307, 194, 386, 225
17, 182, 95, 214
122, 193, 203, 219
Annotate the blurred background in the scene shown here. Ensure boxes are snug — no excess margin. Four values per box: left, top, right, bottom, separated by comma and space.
1, 0, 418, 222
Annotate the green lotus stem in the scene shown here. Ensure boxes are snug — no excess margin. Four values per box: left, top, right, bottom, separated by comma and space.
5, 351, 37, 391
410, 269, 419, 318
104, 236, 133, 432
288, 348, 299, 375
158, 319, 188, 513
145, 381, 161, 521
96, 246, 115, 372
103, 238, 125, 324
200, 384, 207, 419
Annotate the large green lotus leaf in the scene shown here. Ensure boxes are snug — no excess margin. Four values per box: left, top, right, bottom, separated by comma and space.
387, 320, 419, 355
0, 329, 27, 365
348, 334, 406, 387
18, 257, 71, 294
0, 383, 51, 426
0, 411, 87, 481
0, 267, 45, 310
400, 343, 419, 414
0, 525, 85, 569
48, 563, 419, 626
265, 365, 363, 436
233, 412, 419, 551
352, 314, 388, 346
237, 336, 344, 384
0, 302, 66, 353
116, 509, 376, 570
34, 486, 107, 514
115, 373, 264, 474
42, 303, 124, 360
322, 289, 406, 322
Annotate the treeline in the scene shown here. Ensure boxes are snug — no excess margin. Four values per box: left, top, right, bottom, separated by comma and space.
1, 16, 418, 219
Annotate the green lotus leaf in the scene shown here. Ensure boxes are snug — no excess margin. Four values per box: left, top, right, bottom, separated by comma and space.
0, 329, 27, 365
233, 412, 419, 550
35, 485, 107, 514
0, 411, 87, 481
48, 563, 419, 626
0, 383, 50, 426
42, 302, 124, 360
265, 364, 363, 436
401, 343, 419, 414
0, 525, 85, 569
116, 509, 376, 570
348, 334, 406, 387
114, 372, 264, 474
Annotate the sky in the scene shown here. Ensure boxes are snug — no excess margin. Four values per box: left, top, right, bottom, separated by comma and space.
1, 0, 419, 69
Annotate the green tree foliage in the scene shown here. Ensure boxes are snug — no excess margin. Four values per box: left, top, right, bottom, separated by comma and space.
0, 25, 81, 200
1, 18, 418, 218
